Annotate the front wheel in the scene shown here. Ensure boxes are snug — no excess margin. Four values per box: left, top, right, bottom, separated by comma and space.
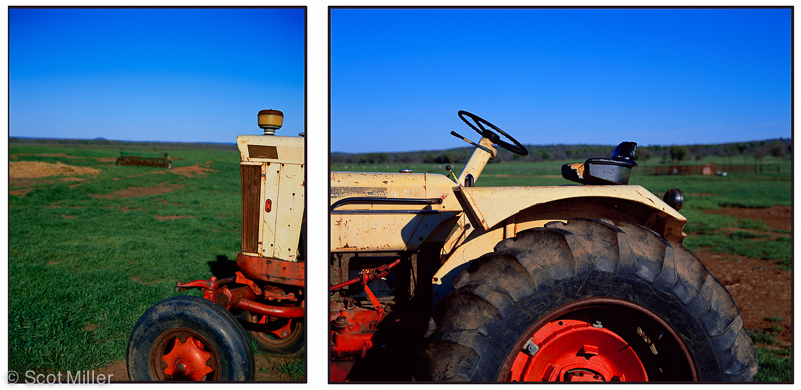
415, 218, 757, 382
127, 296, 255, 381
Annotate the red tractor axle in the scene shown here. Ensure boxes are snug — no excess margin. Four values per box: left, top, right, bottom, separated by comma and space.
329, 259, 402, 381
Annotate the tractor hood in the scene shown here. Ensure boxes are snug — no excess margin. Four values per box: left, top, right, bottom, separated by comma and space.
330, 171, 461, 211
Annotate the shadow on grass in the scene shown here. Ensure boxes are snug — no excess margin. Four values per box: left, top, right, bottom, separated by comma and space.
208, 254, 240, 278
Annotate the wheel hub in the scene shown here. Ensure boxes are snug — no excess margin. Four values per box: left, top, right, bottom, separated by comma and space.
162, 336, 213, 381
509, 319, 648, 382
564, 369, 605, 382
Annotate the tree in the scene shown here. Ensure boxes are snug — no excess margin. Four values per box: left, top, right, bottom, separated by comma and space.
736, 143, 748, 164
539, 150, 551, 161
755, 146, 768, 163
690, 144, 704, 162
770, 141, 786, 158
669, 145, 688, 164
636, 147, 654, 162
433, 152, 457, 164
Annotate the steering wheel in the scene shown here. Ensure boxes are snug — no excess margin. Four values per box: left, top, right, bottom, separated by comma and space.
458, 110, 529, 156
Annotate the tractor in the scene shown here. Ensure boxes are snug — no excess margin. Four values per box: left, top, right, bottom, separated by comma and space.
329, 110, 758, 382
126, 109, 305, 381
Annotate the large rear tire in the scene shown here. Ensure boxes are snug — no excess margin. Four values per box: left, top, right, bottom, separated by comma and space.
127, 296, 255, 381
415, 218, 757, 382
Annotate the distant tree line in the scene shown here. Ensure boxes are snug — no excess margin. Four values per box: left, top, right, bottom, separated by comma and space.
9, 137, 237, 151
332, 138, 791, 165
11, 136, 791, 164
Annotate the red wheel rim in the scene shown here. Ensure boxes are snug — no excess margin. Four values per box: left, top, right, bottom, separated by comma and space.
500, 297, 698, 382
149, 328, 219, 381
509, 319, 647, 381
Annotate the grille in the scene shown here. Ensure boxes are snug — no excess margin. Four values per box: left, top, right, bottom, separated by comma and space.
241, 164, 261, 253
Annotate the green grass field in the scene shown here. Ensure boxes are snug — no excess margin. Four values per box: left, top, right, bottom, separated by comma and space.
332, 158, 792, 270
8, 143, 791, 382
332, 157, 793, 382
8, 143, 264, 376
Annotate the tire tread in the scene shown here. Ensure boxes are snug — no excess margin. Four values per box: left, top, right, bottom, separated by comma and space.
416, 218, 757, 382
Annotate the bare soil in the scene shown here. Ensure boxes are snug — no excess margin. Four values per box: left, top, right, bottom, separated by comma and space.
703, 205, 792, 231
9, 157, 216, 197
9, 161, 101, 196
170, 161, 217, 177
154, 215, 194, 221
10, 153, 83, 160
91, 184, 184, 199
9, 161, 100, 179
697, 205, 793, 344
100, 355, 303, 382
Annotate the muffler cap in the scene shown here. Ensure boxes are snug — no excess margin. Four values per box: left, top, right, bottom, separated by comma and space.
258, 109, 284, 134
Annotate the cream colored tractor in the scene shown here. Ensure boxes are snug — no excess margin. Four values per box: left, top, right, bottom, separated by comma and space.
127, 110, 305, 381
329, 111, 757, 382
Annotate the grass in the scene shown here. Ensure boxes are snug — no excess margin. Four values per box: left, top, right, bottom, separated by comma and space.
755, 346, 792, 382
686, 232, 792, 270
333, 157, 793, 382
257, 360, 305, 381
750, 317, 792, 382
10, 144, 790, 381
335, 159, 793, 270
751, 324, 793, 383
9, 143, 306, 379
749, 331, 780, 346
276, 359, 305, 379
252, 343, 304, 381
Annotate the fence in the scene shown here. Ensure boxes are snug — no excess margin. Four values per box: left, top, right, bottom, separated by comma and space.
637, 163, 782, 176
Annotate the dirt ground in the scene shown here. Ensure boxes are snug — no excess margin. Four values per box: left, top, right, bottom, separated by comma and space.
695, 205, 793, 344
9, 161, 101, 196
8, 157, 217, 197
702, 205, 792, 231
91, 184, 185, 199
100, 355, 304, 382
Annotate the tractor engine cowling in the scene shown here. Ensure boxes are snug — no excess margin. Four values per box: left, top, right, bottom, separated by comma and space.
237, 131, 305, 262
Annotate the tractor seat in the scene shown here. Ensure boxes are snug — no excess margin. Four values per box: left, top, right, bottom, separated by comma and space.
561, 142, 637, 185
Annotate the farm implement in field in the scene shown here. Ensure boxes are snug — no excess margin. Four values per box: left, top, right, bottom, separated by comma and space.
126, 109, 305, 381
328, 110, 757, 382
115, 151, 172, 168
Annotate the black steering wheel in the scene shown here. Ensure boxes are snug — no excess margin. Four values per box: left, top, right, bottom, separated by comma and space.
458, 110, 529, 156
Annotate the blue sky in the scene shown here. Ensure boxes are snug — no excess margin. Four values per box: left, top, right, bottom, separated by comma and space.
330, 7, 791, 153
10, 7, 305, 143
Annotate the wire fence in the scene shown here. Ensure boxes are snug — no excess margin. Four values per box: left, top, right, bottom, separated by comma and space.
637, 163, 783, 176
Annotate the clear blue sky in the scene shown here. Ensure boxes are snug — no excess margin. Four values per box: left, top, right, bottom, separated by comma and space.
331, 7, 791, 154
10, 7, 305, 143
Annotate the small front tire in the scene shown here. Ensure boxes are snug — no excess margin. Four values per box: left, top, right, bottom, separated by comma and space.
127, 296, 255, 381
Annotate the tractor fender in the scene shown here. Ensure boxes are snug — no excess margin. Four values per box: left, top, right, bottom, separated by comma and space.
432, 185, 687, 306
452, 185, 685, 241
